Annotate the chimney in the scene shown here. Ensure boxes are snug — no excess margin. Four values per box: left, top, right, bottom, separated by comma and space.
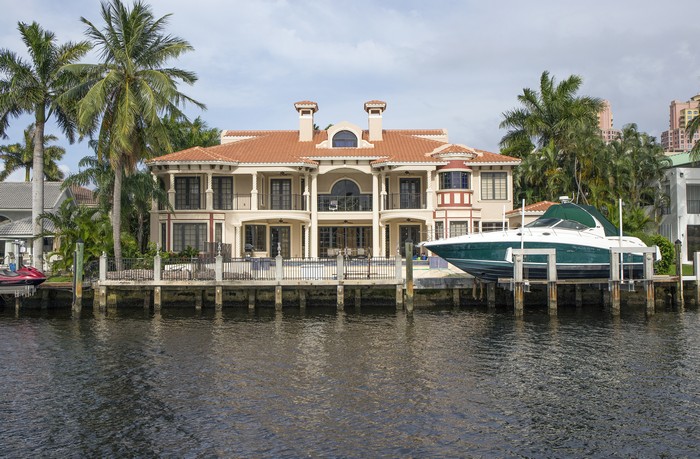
294, 101, 318, 142
364, 100, 387, 141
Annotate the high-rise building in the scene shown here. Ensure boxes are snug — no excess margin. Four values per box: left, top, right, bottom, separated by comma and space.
661, 95, 700, 152
598, 99, 621, 143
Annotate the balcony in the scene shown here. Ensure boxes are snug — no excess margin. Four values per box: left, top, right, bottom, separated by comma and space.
318, 195, 372, 212
258, 193, 305, 211
384, 192, 425, 210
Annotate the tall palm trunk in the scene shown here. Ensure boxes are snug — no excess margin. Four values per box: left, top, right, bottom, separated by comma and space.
112, 157, 123, 270
32, 114, 45, 270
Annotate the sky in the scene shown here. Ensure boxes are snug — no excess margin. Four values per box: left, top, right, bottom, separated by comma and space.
1, 0, 699, 181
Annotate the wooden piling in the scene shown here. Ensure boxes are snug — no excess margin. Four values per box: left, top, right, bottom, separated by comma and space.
395, 285, 404, 310
644, 252, 655, 316
275, 285, 283, 310
215, 286, 223, 310
547, 251, 557, 315
355, 288, 361, 308
299, 289, 307, 310
675, 240, 685, 310
73, 241, 84, 312
452, 288, 460, 308
513, 253, 524, 316
154, 286, 161, 311
337, 285, 344, 310
487, 283, 496, 309
195, 290, 203, 310
248, 289, 256, 310
575, 284, 583, 308
405, 242, 414, 314
609, 251, 621, 316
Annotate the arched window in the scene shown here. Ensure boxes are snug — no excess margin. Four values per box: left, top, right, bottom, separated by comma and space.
332, 130, 358, 147
331, 179, 360, 196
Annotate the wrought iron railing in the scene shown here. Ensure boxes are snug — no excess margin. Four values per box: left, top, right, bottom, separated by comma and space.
102, 256, 400, 281
384, 192, 426, 210
318, 195, 372, 212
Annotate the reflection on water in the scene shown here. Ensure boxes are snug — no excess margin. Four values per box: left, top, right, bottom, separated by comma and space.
1, 305, 699, 457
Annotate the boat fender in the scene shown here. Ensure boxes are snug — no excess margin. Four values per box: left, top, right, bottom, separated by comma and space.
504, 247, 513, 263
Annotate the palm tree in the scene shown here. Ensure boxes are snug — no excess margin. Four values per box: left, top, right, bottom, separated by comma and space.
500, 71, 604, 204
63, 0, 204, 266
162, 115, 220, 152
500, 71, 604, 153
0, 22, 90, 270
0, 123, 66, 181
687, 107, 700, 161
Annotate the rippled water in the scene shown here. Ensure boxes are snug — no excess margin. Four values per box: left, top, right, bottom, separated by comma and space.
1, 304, 699, 457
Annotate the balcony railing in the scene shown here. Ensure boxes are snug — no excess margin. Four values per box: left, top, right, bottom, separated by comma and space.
384, 192, 426, 210
318, 195, 372, 212
258, 193, 305, 211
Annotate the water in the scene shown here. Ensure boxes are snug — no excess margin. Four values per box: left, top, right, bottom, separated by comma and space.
1, 304, 699, 457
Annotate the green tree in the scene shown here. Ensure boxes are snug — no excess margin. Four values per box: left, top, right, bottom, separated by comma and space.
500, 71, 604, 203
63, 0, 204, 266
162, 115, 220, 151
62, 151, 114, 213
122, 168, 170, 253
39, 198, 112, 272
0, 22, 90, 269
0, 123, 66, 181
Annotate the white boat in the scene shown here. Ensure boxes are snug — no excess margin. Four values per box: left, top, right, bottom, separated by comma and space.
422, 200, 649, 281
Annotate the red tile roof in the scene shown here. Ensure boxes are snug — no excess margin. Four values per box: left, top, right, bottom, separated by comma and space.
506, 200, 557, 215
149, 129, 519, 167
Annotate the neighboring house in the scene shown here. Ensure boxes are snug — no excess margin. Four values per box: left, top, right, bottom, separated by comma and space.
659, 152, 700, 263
147, 100, 520, 258
506, 201, 557, 228
0, 182, 93, 267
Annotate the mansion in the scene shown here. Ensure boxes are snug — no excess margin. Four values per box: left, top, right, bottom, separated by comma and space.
147, 101, 520, 258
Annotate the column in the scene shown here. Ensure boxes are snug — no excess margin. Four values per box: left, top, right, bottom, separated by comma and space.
168, 173, 175, 209
426, 170, 434, 211
380, 171, 387, 211
310, 172, 319, 258
233, 223, 241, 258
251, 172, 258, 211
380, 223, 386, 258
205, 172, 213, 210
372, 172, 380, 257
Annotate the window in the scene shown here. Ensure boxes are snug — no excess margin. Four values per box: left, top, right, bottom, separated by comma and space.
161, 223, 167, 251
481, 222, 506, 232
688, 184, 700, 214
439, 171, 470, 189
215, 222, 223, 243
173, 223, 207, 252
245, 225, 266, 252
688, 225, 700, 259
449, 221, 468, 237
434, 221, 445, 240
481, 172, 507, 200
175, 176, 201, 209
332, 130, 358, 147
271, 179, 292, 210
213, 177, 233, 210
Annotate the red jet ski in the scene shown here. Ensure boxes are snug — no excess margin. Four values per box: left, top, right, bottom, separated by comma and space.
0, 266, 47, 286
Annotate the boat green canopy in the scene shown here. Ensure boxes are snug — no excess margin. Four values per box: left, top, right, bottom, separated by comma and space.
540, 203, 620, 237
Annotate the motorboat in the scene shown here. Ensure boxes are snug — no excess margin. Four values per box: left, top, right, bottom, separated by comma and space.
422, 200, 649, 282
0, 266, 47, 286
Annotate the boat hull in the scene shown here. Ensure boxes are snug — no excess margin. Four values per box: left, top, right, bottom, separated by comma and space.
424, 239, 643, 282
0, 266, 47, 286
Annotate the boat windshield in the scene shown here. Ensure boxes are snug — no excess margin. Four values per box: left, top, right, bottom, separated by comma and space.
525, 218, 559, 228
525, 218, 591, 230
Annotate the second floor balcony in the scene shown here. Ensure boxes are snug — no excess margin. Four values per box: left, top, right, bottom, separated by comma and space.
384, 192, 426, 210
318, 195, 372, 212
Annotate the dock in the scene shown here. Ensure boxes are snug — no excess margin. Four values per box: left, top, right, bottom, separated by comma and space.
6, 243, 698, 315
